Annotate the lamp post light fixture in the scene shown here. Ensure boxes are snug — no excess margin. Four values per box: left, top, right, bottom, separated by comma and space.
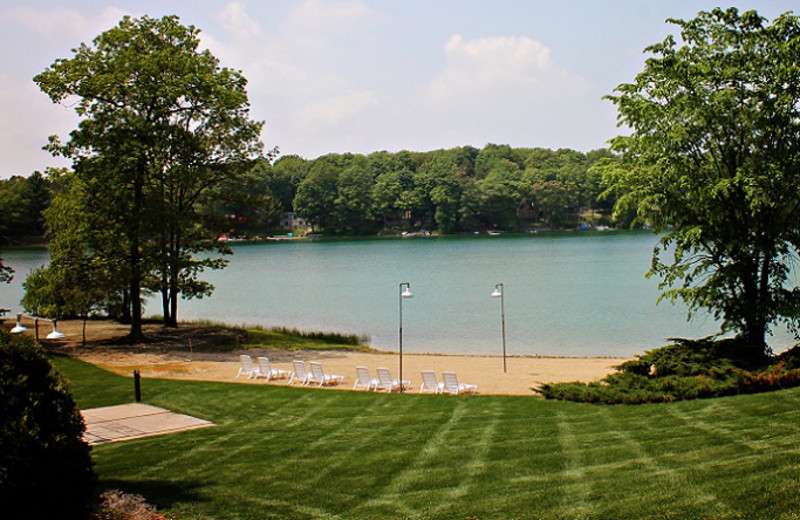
10, 314, 27, 334
399, 282, 413, 393
491, 283, 507, 373
46, 319, 66, 340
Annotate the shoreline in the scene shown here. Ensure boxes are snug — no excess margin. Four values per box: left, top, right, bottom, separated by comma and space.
4, 318, 627, 396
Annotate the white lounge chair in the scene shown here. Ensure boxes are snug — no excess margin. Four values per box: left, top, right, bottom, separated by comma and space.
353, 366, 378, 391
308, 361, 345, 387
441, 371, 478, 395
289, 359, 310, 385
375, 367, 411, 393
419, 370, 444, 394
236, 355, 259, 379
256, 356, 290, 381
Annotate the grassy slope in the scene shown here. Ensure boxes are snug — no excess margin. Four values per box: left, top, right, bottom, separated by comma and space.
55, 355, 800, 520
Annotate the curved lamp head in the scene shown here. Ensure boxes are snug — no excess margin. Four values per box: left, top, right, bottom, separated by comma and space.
491, 283, 503, 298
400, 284, 413, 299
46, 320, 66, 340
10, 314, 27, 334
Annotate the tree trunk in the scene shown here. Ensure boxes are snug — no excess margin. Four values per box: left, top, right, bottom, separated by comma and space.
741, 318, 768, 357
165, 226, 179, 328
127, 163, 145, 341
129, 245, 144, 340
120, 290, 131, 324
161, 283, 171, 327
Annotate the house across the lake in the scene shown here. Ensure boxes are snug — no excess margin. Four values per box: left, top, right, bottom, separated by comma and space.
280, 212, 308, 230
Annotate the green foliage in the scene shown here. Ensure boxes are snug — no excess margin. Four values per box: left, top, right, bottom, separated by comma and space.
540, 338, 800, 404
244, 326, 370, 351
0, 171, 52, 244
603, 8, 800, 349
289, 145, 612, 235
0, 331, 95, 519
0, 255, 11, 284
22, 252, 107, 320
258, 326, 367, 347
293, 161, 340, 231
333, 159, 378, 235
181, 320, 371, 351
34, 15, 265, 334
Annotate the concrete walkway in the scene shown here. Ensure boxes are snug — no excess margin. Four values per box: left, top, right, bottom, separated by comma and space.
82, 403, 214, 445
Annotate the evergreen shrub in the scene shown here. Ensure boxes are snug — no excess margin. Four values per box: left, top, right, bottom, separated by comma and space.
539, 338, 800, 404
0, 329, 96, 519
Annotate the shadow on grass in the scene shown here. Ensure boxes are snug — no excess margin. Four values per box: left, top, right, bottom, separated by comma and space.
99, 478, 211, 509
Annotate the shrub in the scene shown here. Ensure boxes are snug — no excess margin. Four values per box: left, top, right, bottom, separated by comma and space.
0, 329, 96, 519
539, 337, 800, 404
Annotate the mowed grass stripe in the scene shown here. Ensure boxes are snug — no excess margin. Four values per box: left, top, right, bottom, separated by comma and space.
185, 387, 337, 474
293, 396, 418, 500
554, 409, 596, 519
53, 357, 800, 519
596, 405, 734, 519
351, 400, 470, 517
416, 401, 502, 518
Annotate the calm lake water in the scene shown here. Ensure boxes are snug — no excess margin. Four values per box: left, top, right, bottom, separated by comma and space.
2, 232, 796, 357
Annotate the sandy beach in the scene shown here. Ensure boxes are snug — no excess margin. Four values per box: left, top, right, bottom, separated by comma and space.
78, 348, 624, 395
14, 319, 626, 396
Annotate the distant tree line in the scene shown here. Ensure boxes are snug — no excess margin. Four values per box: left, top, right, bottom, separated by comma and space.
1, 145, 623, 248
0, 171, 51, 245
0, 171, 53, 284
229, 144, 621, 236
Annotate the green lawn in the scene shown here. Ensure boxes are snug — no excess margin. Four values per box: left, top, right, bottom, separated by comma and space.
55, 355, 800, 520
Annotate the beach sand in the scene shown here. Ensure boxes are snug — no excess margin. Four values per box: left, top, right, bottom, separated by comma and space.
17, 319, 626, 396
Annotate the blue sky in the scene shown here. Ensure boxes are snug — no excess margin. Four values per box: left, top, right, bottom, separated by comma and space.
0, 0, 794, 178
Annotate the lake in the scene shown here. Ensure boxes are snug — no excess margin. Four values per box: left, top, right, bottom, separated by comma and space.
1, 232, 796, 357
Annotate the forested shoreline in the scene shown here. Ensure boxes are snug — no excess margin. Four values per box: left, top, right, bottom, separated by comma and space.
1, 144, 621, 246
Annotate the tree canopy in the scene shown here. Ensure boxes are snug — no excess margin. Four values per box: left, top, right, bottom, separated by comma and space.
280, 146, 614, 235
34, 15, 264, 336
600, 8, 800, 352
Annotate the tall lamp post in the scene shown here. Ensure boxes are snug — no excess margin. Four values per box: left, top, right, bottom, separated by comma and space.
491, 283, 507, 373
399, 282, 413, 393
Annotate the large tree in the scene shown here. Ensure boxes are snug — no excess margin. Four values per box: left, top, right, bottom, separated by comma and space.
34, 15, 264, 337
602, 8, 800, 352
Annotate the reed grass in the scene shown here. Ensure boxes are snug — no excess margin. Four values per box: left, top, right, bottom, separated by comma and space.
185, 319, 372, 351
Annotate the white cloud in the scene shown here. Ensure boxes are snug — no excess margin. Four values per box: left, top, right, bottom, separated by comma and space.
429, 34, 590, 104
219, 1, 261, 39
298, 90, 377, 125
0, 75, 74, 176
3, 6, 130, 40
283, 0, 375, 41
203, 0, 384, 155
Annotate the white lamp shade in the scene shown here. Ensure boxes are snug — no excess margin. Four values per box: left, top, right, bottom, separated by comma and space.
491, 288, 502, 298
47, 323, 65, 340
10, 323, 28, 334
401, 288, 413, 298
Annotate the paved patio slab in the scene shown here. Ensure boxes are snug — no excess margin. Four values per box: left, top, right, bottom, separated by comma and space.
82, 403, 214, 445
